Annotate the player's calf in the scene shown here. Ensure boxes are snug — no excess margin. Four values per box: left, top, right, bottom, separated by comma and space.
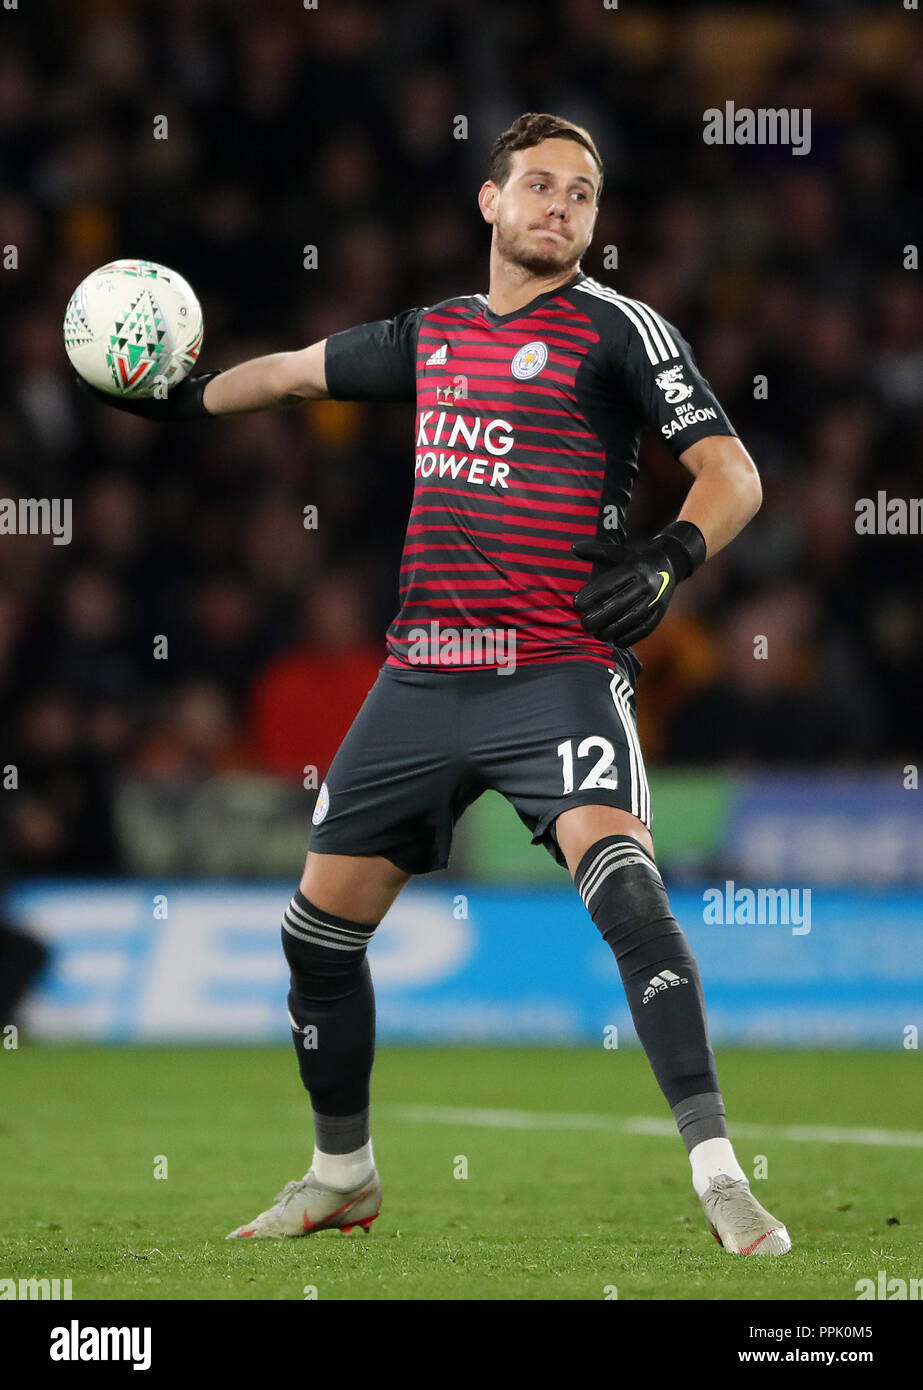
226, 892, 384, 1241
282, 891, 378, 1188
573, 833, 791, 1252
574, 834, 726, 1137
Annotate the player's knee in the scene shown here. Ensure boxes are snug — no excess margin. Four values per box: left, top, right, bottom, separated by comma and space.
557, 804, 654, 872
299, 850, 409, 924
574, 834, 694, 966
281, 889, 377, 1002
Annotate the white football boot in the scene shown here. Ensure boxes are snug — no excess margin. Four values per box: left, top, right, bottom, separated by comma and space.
226, 1168, 381, 1239
700, 1174, 792, 1255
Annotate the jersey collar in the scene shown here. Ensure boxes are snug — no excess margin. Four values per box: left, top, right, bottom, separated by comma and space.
480, 270, 586, 326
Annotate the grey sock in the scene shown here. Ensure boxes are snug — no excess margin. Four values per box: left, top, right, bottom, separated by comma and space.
312, 1107, 370, 1155
671, 1091, 728, 1153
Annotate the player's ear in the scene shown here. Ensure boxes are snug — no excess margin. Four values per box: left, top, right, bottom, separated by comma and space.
478, 181, 499, 225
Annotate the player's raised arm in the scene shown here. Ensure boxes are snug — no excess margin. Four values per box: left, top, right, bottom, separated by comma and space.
203, 339, 331, 414
207, 308, 426, 412
76, 303, 426, 420
74, 338, 331, 421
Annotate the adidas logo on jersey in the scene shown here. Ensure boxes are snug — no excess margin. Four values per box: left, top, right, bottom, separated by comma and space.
642, 969, 689, 1004
425, 343, 449, 367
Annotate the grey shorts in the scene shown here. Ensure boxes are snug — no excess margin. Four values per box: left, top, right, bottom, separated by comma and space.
309, 656, 649, 874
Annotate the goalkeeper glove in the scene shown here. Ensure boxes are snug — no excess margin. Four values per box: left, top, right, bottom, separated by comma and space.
73, 370, 221, 422
571, 520, 707, 647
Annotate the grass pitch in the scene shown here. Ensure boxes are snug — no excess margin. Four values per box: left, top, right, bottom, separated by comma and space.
1, 1045, 919, 1300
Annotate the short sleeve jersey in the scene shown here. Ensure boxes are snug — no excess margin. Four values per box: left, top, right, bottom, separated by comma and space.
324, 270, 735, 672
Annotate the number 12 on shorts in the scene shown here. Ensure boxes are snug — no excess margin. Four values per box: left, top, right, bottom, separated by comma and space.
557, 737, 619, 793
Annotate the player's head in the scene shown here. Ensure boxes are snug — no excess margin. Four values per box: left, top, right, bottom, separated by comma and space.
480, 113, 603, 276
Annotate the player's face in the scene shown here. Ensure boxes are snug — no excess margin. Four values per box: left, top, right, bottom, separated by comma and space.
484, 138, 600, 277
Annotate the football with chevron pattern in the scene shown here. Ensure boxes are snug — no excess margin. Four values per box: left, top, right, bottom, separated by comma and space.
63, 258, 204, 396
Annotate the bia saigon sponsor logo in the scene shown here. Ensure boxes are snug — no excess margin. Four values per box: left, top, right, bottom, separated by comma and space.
655, 366, 694, 404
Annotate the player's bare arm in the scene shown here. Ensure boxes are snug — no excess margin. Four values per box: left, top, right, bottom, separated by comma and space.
72, 335, 331, 419
675, 433, 762, 557
201, 339, 330, 414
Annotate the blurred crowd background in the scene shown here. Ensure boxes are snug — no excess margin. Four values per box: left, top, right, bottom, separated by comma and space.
0, 0, 921, 876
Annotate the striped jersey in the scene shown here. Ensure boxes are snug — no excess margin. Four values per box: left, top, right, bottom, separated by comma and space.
323, 270, 735, 673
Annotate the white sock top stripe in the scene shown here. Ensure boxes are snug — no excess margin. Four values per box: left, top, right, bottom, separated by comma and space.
578, 839, 662, 909
283, 913, 374, 947
582, 838, 657, 881
282, 916, 371, 952
286, 898, 375, 941
579, 846, 655, 906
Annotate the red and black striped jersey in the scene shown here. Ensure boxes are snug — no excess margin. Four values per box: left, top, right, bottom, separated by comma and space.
324, 270, 736, 673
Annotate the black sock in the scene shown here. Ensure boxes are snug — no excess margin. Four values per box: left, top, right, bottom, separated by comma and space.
282, 890, 377, 1153
574, 835, 728, 1148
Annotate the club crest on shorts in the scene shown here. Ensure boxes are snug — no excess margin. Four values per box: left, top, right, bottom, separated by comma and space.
511, 341, 548, 380
312, 782, 330, 825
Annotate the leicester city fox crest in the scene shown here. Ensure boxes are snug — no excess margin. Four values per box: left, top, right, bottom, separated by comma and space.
312, 782, 330, 825
510, 340, 548, 380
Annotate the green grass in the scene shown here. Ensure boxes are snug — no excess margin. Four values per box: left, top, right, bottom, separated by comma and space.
1, 1046, 920, 1300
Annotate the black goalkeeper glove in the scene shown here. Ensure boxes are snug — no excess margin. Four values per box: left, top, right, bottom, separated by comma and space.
572, 520, 707, 647
73, 369, 221, 422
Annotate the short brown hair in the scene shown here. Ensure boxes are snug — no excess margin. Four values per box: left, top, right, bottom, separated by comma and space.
488, 113, 604, 204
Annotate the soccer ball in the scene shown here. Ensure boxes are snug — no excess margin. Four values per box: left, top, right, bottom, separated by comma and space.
63, 258, 204, 397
